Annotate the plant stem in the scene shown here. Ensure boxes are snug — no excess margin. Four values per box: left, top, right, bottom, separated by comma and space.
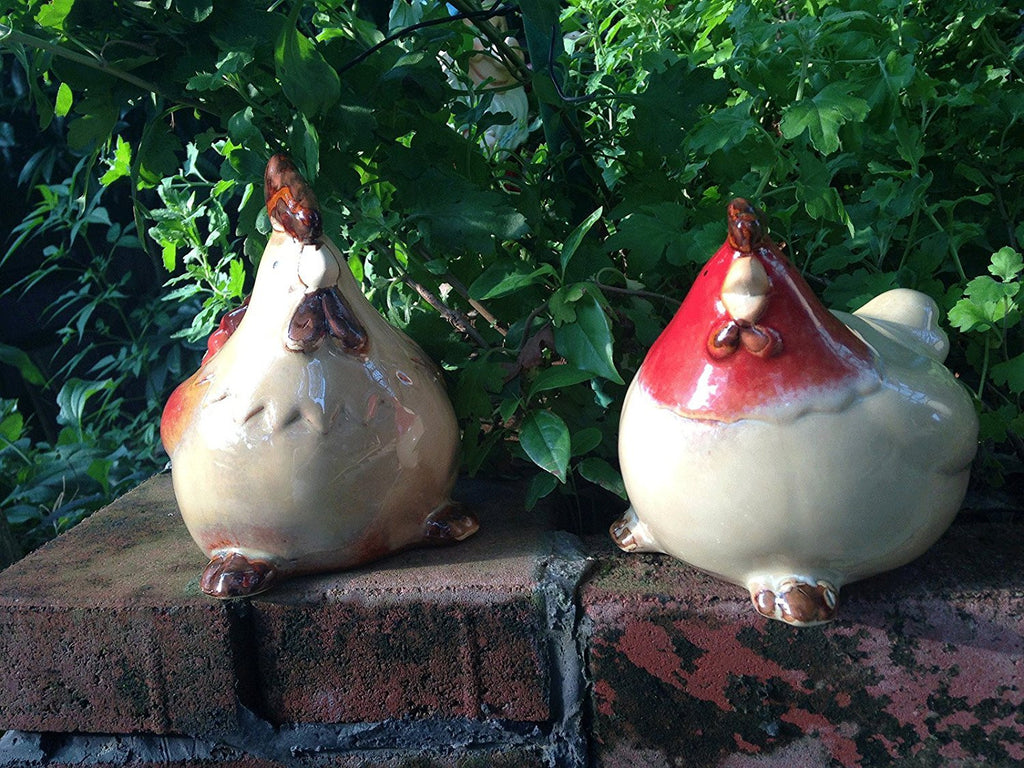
924, 207, 967, 281
446, 0, 532, 84
408, 243, 507, 335
591, 281, 680, 306
445, 274, 508, 335
977, 339, 990, 400
0, 25, 211, 115
372, 243, 489, 348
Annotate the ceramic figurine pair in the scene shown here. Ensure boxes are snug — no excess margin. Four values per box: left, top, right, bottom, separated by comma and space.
162, 157, 977, 625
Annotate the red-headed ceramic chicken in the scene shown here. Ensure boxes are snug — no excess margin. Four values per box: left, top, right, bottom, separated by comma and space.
161, 155, 477, 598
613, 198, 978, 626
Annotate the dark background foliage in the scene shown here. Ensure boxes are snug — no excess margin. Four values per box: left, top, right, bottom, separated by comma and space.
1, 0, 1021, 558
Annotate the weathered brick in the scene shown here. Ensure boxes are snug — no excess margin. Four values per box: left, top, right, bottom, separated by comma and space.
582, 520, 1024, 767
249, 481, 553, 724
0, 476, 238, 736
0, 475, 558, 739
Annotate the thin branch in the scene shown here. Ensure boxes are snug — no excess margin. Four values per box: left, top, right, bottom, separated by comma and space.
445, 273, 507, 335
516, 301, 550, 358
591, 281, 681, 306
0, 25, 211, 115
336, 2, 521, 78
372, 243, 490, 348
410, 243, 506, 335
446, 0, 531, 84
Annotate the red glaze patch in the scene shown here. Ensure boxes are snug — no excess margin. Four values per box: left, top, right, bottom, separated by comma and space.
163, 299, 247, 455
160, 370, 209, 456
202, 299, 249, 365
638, 225, 878, 421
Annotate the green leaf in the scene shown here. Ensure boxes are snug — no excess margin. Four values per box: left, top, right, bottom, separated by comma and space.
552, 294, 624, 384
630, 61, 729, 153
56, 379, 115, 435
525, 470, 559, 511
991, 353, 1024, 395
468, 262, 556, 301
0, 409, 24, 443
549, 283, 586, 325
578, 457, 627, 499
0, 343, 45, 386
779, 83, 869, 155
570, 427, 603, 456
138, 121, 184, 187
687, 100, 755, 155
35, 0, 74, 29
963, 275, 1018, 324
6, 505, 41, 526
560, 207, 604, 275
66, 95, 118, 152
519, 410, 571, 483
947, 297, 991, 333
54, 82, 73, 118
161, 242, 177, 272
401, 173, 528, 256
823, 269, 900, 312
100, 136, 132, 186
793, 150, 853, 233
604, 203, 689, 273
188, 50, 255, 92
227, 258, 246, 298
528, 365, 593, 397
454, 360, 506, 419
175, 0, 214, 23
989, 247, 1023, 282
87, 457, 112, 494
227, 107, 264, 146
274, 7, 341, 117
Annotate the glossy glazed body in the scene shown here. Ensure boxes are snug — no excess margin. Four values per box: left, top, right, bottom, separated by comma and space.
162, 228, 472, 597
614, 200, 978, 626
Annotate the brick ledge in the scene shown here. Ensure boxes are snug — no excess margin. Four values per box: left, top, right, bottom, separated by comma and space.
1, 476, 1022, 767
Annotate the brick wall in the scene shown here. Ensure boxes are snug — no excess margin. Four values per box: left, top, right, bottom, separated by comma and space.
1, 475, 1021, 767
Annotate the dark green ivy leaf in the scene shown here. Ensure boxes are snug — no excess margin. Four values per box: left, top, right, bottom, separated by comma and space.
553, 294, 624, 384
780, 83, 869, 155
66, 94, 118, 152
401, 171, 528, 256
275, 10, 341, 117
175, 0, 214, 23
519, 410, 571, 483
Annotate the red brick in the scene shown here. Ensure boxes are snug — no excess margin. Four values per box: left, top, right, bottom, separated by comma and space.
582, 521, 1024, 767
0, 477, 237, 735
249, 484, 553, 724
0, 475, 556, 736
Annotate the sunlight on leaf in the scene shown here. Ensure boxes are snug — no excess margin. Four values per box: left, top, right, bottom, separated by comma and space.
519, 410, 571, 483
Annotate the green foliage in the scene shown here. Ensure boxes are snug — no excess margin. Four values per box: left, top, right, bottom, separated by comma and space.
0, 157, 199, 549
1, 0, 1022, 549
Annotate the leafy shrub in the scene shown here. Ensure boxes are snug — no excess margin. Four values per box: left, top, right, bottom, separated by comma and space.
1, 0, 1021, 551
0, 151, 199, 549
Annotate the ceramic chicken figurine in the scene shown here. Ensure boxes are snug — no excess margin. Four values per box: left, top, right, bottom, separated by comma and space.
613, 198, 978, 626
439, 15, 530, 157
161, 155, 477, 599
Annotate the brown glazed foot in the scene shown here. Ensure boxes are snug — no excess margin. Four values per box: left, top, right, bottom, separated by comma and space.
200, 552, 278, 598
751, 578, 839, 626
423, 502, 479, 543
609, 507, 661, 553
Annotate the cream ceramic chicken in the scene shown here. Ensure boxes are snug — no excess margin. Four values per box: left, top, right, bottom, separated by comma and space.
161, 155, 476, 598
613, 199, 978, 626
